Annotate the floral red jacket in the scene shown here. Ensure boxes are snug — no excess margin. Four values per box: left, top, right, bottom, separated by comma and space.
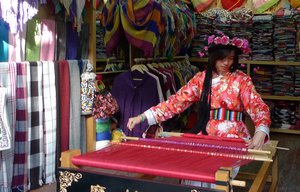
145, 70, 270, 139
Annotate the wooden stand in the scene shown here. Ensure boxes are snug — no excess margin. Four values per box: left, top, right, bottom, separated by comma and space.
236, 140, 279, 192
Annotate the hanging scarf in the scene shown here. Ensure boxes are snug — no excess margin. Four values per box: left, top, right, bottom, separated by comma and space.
0, 62, 16, 192
42, 61, 57, 184
40, 19, 56, 61
27, 62, 43, 190
12, 62, 28, 191
25, 18, 41, 61
101, 0, 122, 56
9, 23, 27, 62
120, 0, 163, 57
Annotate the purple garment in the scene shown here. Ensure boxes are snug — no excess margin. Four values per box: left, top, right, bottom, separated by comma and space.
112, 71, 159, 137
66, 22, 78, 59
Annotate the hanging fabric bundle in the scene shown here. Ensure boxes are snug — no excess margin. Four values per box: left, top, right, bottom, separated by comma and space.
81, 61, 96, 115
101, 0, 122, 56
120, 0, 163, 57
92, 77, 119, 119
0, 87, 11, 151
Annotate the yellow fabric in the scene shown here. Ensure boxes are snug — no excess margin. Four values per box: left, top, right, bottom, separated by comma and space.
120, 8, 159, 46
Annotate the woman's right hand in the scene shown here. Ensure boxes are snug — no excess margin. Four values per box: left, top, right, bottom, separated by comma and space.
127, 115, 143, 131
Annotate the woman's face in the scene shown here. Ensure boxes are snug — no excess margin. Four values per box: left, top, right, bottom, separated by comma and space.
215, 50, 235, 75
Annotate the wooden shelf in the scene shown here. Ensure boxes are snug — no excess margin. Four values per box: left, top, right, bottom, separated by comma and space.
261, 95, 300, 101
189, 58, 300, 66
270, 128, 300, 134
96, 70, 127, 75
96, 58, 125, 62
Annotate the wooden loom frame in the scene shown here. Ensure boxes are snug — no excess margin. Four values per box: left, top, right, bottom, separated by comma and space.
58, 140, 278, 192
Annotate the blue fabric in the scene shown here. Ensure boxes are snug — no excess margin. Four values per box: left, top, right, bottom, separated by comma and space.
96, 131, 112, 141
0, 20, 9, 62
66, 22, 78, 59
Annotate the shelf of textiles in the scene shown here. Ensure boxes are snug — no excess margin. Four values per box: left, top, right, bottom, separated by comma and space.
190, 57, 300, 134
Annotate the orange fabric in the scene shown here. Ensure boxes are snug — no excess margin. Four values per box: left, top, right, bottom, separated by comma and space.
289, 0, 300, 8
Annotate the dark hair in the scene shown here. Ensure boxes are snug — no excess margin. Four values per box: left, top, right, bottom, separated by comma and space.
190, 45, 240, 134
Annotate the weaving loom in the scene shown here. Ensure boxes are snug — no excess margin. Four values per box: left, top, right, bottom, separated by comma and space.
58, 133, 278, 192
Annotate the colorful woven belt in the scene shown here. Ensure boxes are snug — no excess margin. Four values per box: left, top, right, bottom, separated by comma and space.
210, 108, 243, 121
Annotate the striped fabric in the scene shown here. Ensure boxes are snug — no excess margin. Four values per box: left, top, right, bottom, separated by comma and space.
12, 62, 28, 191
0, 62, 16, 192
101, 0, 122, 56
210, 108, 243, 121
42, 61, 57, 184
120, 0, 163, 57
27, 62, 43, 190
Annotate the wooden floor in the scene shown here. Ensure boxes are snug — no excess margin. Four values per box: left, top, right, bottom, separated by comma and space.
30, 132, 300, 192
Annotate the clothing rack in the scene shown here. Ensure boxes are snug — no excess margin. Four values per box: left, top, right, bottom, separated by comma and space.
133, 56, 188, 64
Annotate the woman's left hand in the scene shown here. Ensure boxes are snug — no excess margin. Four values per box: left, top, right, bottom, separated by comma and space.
245, 131, 267, 149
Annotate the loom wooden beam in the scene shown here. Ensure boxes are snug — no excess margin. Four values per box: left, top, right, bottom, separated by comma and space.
215, 167, 232, 192
61, 149, 81, 169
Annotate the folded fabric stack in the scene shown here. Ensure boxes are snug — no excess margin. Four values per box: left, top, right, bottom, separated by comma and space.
251, 66, 273, 95
271, 101, 297, 129
190, 15, 213, 57
95, 118, 111, 150
252, 15, 274, 60
96, 20, 106, 58
294, 9, 300, 61
273, 66, 295, 96
273, 10, 296, 61
294, 66, 300, 96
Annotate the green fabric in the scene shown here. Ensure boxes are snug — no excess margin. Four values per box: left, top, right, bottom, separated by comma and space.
25, 18, 41, 61
255, 0, 280, 14
96, 121, 111, 133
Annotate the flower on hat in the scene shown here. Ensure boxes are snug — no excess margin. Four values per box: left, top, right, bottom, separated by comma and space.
198, 34, 251, 57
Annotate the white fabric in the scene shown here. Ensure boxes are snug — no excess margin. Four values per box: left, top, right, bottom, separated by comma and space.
144, 109, 157, 126
0, 87, 11, 151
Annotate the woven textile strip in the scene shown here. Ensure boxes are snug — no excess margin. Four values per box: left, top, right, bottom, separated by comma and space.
68, 60, 81, 150
0, 62, 16, 192
12, 62, 28, 191
210, 108, 243, 121
42, 61, 57, 184
27, 62, 43, 190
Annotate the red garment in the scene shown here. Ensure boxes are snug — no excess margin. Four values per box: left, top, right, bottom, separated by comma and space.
59, 60, 70, 152
150, 70, 271, 139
